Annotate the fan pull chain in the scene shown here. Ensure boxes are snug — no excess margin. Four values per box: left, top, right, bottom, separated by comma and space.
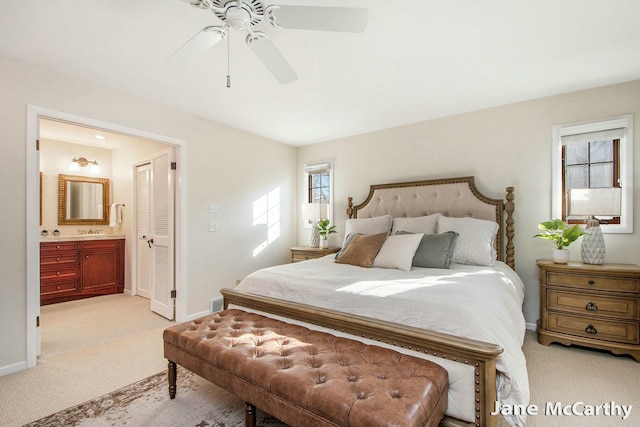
226, 30, 231, 88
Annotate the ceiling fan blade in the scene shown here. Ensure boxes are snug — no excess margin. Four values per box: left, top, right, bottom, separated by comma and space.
166, 26, 227, 65
247, 32, 297, 84
267, 6, 368, 33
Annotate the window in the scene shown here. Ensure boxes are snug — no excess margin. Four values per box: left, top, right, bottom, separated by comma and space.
564, 138, 620, 224
304, 161, 333, 222
308, 169, 330, 204
552, 115, 633, 233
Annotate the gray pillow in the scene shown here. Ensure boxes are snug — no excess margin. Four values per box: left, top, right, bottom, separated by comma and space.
397, 231, 459, 269
335, 233, 358, 260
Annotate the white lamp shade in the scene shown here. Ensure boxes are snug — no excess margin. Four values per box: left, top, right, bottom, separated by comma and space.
568, 188, 622, 217
301, 203, 328, 228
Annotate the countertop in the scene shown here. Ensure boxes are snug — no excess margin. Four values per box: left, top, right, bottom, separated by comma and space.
40, 234, 125, 242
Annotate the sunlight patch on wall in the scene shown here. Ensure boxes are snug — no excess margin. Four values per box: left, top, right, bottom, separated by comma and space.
253, 187, 281, 257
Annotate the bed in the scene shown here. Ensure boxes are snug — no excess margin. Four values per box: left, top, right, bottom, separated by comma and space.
222, 176, 529, 427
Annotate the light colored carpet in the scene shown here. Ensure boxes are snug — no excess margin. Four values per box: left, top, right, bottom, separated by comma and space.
1, 295, 639, 426
524, 330, 639, 426
0, 294, 174, 427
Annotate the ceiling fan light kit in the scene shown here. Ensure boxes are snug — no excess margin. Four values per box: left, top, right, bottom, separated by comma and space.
171, 0, 368, 85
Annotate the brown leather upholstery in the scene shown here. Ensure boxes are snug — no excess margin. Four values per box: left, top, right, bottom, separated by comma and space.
164, 309, 448, 427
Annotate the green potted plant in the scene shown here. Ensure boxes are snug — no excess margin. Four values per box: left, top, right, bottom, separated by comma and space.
315, 219, 337, 248
533, 219, 585, 264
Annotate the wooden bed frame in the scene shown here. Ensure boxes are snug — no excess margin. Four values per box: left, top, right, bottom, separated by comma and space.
223, 176, 516, 427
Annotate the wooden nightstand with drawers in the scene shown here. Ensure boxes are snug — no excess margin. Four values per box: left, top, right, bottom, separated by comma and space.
290, 246, 339, 263
537, 259, 640, 362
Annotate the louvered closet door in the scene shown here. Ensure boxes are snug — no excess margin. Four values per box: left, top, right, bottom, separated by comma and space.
136, 164, 151, 299
150, 149, 175, 320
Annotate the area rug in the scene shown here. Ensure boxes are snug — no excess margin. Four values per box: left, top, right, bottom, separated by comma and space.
22, 368, 287, 427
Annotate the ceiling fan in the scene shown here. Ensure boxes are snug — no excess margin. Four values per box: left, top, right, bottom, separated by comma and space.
168, 0, 368, 84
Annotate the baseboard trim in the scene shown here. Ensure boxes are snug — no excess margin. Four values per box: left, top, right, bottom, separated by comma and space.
183, 310, 210, 322
0, 360, 27, 377
526, 322, 537, 331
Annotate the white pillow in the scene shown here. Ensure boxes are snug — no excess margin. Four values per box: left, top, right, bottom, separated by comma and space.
391, 213, 441, 235
343, 215, 393, 246
437, 216, 498, 266
373, 233, 424, 271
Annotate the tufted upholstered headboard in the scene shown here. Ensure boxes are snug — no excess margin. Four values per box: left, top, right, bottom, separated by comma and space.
346, 176, 515, 268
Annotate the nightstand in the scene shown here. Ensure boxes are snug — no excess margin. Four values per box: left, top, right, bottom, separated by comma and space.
537, 259, 640, 362
290, 246, 339, 263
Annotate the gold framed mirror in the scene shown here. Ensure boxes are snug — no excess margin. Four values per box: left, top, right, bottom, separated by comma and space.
58, 174, 110, 225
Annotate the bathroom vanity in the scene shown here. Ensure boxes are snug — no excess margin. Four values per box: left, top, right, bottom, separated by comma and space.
40, 235, 125, 305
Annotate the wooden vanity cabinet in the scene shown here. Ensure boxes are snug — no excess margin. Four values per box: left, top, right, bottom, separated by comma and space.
40, 239, 124, 305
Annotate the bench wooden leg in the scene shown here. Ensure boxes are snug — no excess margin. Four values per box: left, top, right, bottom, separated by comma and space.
245, 402, 256, 427
168, 361, 177, 399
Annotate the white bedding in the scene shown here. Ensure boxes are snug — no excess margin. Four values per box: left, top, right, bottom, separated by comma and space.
234, 256, 530, 427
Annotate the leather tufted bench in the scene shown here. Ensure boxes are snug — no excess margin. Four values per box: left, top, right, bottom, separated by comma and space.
163, 309, 448, 427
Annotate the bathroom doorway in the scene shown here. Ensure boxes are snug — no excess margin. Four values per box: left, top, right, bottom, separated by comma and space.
26, 105, 187, 368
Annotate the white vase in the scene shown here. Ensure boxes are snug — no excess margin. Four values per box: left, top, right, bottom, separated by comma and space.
581, 219, 605, 264
310, 221, 320, 248
552, 249, 570, 264
320, 239, 329, 249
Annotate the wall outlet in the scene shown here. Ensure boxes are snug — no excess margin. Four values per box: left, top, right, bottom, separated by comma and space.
209, 222, 218, 232
209, 203, 218, 213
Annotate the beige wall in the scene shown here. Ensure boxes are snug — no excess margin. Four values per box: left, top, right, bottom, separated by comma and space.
0, 55, 296, 373
297, 79, 640, 326
3, 50, 639, 373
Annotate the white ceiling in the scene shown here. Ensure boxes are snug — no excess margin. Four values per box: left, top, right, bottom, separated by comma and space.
3, 1, 640, 146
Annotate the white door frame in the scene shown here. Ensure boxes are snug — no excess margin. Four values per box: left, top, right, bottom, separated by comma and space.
26, 105, 188, 368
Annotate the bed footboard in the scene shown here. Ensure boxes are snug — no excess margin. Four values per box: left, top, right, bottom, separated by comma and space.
221, 288, 503, 427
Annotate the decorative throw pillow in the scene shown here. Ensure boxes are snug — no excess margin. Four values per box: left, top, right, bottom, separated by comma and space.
397, 231, 459, 269
437, 216, 498, 266
335, 233, 387, 268
372, 233, 424, 271
343, 215, 393, 246
334, 233, 358, 260
390, 213, 441, 235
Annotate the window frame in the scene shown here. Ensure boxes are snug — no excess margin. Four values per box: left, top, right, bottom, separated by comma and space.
552, 114, 633, 234
303, 160, 333, 227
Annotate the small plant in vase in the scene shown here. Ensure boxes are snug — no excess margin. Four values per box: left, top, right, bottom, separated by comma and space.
533, 219, 585, 264
315, 219, 336, 248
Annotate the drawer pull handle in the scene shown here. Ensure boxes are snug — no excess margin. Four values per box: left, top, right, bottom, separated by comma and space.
585, 301, 598, 312
585, 324, 597, 335
588, 280, 595, 285
56, 286, 60, 290
56, 245, 61, 249
56, 272, 61, 276
56, 258, 60, 262
85, 255, 90, 259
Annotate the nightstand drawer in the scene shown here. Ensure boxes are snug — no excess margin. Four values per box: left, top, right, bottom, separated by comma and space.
547, 271, 640, 293
290, 246, 339, 263
547, 290, 639, 321
292, 253, 316, 262
547, 312, 639, 344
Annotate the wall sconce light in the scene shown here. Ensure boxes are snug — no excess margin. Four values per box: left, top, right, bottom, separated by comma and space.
70, 157, 100, 174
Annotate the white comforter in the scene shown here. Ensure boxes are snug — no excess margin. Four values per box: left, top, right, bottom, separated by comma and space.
235, 256, 530, 427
